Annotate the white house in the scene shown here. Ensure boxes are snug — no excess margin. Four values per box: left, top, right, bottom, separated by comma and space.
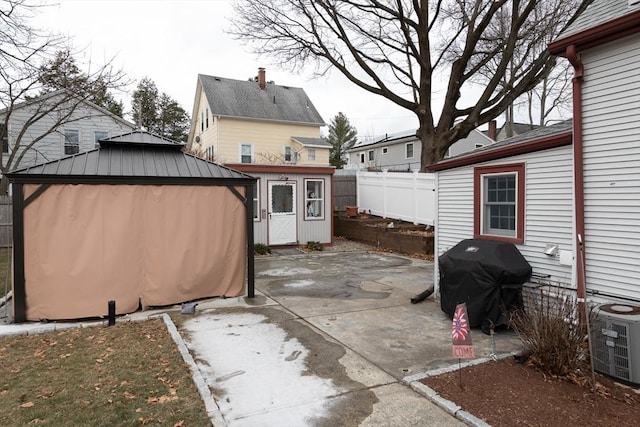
431, 0, 640, 307
1, 90, 136, 172
346, 128, 495, 171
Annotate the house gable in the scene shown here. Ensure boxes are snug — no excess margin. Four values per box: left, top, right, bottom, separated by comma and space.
188, 71, 327, 166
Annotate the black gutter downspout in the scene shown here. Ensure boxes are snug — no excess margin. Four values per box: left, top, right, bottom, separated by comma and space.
566, 44, 587, 320
245, 183, 255, 298
12, 183, 26, 323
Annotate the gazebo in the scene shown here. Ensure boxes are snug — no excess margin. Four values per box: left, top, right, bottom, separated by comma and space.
7, 131, 256, 322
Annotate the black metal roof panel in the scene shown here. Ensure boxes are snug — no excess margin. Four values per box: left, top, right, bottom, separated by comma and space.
199, 74, 325, 126
99, 130, 184, 148
7, 131, 253, 182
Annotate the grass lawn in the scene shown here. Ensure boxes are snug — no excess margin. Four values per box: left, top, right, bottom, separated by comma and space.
0, 318, 211, 426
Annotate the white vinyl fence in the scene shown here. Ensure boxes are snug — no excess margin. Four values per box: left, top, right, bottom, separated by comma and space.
356, 171, 435, 225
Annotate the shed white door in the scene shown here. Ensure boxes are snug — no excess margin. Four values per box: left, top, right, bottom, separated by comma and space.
268, 181, 297, 245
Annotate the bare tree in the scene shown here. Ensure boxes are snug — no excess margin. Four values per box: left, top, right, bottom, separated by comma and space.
0, 0, 128, 193
231, 0, 592, 170
461, 1, 578, 133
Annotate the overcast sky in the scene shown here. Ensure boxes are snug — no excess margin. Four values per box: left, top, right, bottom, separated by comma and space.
33, 0, 424, 142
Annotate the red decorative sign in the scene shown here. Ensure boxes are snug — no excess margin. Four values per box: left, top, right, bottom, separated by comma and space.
452, 303, 474, 358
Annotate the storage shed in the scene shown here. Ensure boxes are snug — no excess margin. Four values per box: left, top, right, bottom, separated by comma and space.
8, 131, 256, 323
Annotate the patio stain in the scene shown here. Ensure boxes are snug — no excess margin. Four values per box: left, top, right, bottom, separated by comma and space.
262, 278, 391, 299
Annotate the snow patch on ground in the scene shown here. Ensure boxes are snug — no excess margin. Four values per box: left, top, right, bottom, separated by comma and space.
258, 267, 315, 277
285, 279, 315, 288
182, 312, 340, 426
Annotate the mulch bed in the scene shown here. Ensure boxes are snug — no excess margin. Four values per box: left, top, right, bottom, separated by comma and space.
421, 357, 640, 426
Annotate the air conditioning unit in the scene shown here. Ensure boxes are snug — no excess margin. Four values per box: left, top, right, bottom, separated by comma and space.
592, 303, 640, 386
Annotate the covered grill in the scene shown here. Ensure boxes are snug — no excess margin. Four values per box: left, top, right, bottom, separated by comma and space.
439, 239, 532, 334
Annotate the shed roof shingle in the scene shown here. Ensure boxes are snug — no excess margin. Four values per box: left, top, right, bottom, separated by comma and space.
557, 0, 640, 39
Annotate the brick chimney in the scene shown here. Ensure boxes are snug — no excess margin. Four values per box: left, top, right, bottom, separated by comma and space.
258, 67, 266, 90
488, 120, 497, 141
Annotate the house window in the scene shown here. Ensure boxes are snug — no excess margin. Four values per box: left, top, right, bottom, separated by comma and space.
368, 150, 374, 161
359, 153, 365, 163
240, 143, 253, 163
474, 163, 525, 243
205, 146, 214, 162
94, 131, 108, 149
284, 146, 295, 163
201, 111, 204, 132
64, 129, 80, 155
253, 179, 260, 221
205, 108, 209, 128
406, 142, 414, 159
382, 147, 388, 155
475, 143, 484, 149
305, 179, 324, 220
307, 148, 316, 161
1, 124, 8, 153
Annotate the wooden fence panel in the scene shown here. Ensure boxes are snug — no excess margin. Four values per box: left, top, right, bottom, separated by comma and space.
333, 173, 356, 211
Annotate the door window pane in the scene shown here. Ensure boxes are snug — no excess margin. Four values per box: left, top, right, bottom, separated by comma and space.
271, 184, 293, 213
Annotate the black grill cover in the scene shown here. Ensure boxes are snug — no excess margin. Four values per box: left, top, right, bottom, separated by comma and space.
439, 239, 532, 333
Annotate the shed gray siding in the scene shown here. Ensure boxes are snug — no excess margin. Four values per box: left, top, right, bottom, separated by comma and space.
435, 144, 575, 293
251, 171, 332, 245
581, 34, 640, 302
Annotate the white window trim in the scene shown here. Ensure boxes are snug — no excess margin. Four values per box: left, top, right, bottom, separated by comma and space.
382, 147, 388, 155
239, 143, 254, 164
368, 150, 374, 161
481, 172, 517, 238
64, 129, 80, 155
405, 142, 414, 159
360, 153, 365, 163
307, 148, 316, 161
304, 179, 325, 220
94, 131, 108, 149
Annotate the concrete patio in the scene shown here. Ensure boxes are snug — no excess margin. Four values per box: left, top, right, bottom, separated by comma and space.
177, 248, 523, 426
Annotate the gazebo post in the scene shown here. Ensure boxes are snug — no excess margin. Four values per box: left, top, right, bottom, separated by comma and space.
12, 183, 26, 323
246, 183, 255, 298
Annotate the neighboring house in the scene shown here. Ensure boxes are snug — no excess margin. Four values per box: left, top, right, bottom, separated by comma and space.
346, 129, 494, 171
430, 0, 640, 307
495, 122, 540, 142
0, 90, 136, 172
187, 68, 334, 246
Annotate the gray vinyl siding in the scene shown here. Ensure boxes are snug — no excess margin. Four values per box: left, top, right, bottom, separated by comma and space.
251, 171, 332, 245
2, 100, 135, 171
435, 145, 575, 292
581, 34, 640, 302
347, 130, 494, 171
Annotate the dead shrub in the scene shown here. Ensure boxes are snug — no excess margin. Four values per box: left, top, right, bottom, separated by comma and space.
509, 287, 590, 377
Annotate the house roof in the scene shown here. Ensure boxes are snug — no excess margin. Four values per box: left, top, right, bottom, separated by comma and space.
428, 120, 573, 172
198, 74, 325, 126
347, 128, 494, 152
498, 122, 540, 137
7, 131, 254, 185
549, 0, 640, 54
291, 136, 331, 148
0, 89, 137, 129
558, 0, 639, 39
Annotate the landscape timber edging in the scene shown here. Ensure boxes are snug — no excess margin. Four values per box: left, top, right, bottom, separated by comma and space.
334, 214, 434, 255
